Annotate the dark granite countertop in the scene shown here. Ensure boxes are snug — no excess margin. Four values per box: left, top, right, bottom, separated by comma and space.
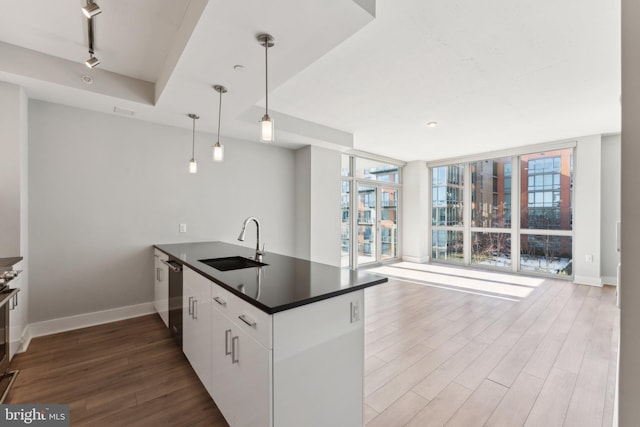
0, 257, 23, 268
154, 241, 388, 314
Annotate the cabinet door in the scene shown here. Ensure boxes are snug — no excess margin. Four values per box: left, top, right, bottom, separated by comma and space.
182, 267, 213, 396
211, 310, 272, 427
154, 250, 169, 327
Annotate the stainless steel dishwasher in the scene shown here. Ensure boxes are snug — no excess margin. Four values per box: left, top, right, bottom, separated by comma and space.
165, 257, 183, 347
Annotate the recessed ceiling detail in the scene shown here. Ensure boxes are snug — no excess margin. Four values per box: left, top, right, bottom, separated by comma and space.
0, 0, 620, 162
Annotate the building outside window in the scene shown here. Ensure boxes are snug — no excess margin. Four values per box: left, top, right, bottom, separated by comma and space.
520, 149, 573, 275
431, 164, 464, 262
342, 155, 402, 268
429, 147, 574, 277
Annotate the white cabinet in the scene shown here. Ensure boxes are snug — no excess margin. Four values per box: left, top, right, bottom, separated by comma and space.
211, 307, 272, 427
183, 267, 365, 427
153, 249, 169, 327
183, 267, 213, 395
273, 290, 364, 427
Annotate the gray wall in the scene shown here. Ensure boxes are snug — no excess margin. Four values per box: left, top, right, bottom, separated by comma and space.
28, 100, 296, 323
620, 0, 640, 423
294, 145, 342, 266
0, 82, 24, 256
601, 134, 621, 284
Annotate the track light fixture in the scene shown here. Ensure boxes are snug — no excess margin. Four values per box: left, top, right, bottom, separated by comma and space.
85, 54, 100, 68
257, 34, 275, 143
213, 85, 227, 162
83, 0, 100, 68
82, 1, 102, 18
188, 114, 200, 174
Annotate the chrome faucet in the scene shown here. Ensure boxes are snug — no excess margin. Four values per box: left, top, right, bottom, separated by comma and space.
237, 216, 265, 262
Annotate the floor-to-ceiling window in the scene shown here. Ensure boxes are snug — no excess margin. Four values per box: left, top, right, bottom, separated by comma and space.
341, 154, 402, 268
470, 157, 513, 269
431, 164, 464, 262
519, 149, 573, 275
428, 146, 574, 277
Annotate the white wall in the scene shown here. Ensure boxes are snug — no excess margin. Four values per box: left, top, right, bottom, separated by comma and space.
28, 100, 297, 323
402, 161, 430, 263
309, 146, 341, 266
0, 82, 23, 255
295, 145, 341, 266
294, 147, 312, 260
601, 134, 621, 284
0, 81, 29, 356
620, 0, 639, 423
573, 134, 603, 285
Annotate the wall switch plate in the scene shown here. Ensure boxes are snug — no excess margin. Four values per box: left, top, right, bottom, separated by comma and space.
350, 301, 360, 323
586, 254, 593, 263
179, 224, 187, 233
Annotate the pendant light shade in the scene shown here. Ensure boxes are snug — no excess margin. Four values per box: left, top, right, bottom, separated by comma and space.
188, 113, 199, 174
213, 85, 228, 162
260, 115, 273, 142
213, 143, 224, 162
257, 34, 275, 143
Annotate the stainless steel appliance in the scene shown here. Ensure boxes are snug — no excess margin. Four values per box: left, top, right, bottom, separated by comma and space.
0, 256, 22, 403
166, 257, 183, 346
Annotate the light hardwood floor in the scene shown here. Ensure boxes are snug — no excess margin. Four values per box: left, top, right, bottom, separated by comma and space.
6, 265, 618, 427
364, 265, 618, 427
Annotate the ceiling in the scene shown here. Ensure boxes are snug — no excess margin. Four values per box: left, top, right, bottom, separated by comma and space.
0, 0, 620, 162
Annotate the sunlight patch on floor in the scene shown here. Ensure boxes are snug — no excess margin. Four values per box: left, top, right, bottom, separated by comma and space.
370, 262, 542, 300
392, 262, 544, 287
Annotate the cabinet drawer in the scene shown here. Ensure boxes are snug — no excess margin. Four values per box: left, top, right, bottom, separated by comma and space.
212, 283, 272, 349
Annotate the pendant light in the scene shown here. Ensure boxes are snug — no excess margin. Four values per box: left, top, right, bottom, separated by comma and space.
257, 34, 275, 143
212, 85, 227, 162
188, 113, 199, 174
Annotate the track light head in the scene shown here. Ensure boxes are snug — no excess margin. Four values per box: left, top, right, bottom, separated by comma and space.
82, 2, 102, 18
85, 55, 100, 68
82, 2, 101, 18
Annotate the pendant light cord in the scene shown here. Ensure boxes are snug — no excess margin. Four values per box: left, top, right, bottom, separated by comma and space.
191, 116, 196, 158
217, 90, 222, 142
264, 40, 269, 115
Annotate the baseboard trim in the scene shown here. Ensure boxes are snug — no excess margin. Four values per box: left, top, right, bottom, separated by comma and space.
20, 302, 156, 352
573, 275, 603, 287
601, 275, 618, 286
402, 255, 429, 263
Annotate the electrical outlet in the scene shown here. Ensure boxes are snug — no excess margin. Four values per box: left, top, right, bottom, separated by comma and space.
179, 224, 187, 233
585, 254, 593, 263
350, 301, 360, 323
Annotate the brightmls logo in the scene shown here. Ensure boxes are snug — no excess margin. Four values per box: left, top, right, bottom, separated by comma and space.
0, 405, 69, 426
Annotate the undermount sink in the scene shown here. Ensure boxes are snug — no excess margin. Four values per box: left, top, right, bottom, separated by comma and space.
199, 256, 268, 271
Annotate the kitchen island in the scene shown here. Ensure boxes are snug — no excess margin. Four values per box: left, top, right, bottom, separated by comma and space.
154, 241, 387, 427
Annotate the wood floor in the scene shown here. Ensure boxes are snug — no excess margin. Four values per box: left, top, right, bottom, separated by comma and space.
6, 315, 228, 426
6, 266, 618, 427
363, 269, 619, 427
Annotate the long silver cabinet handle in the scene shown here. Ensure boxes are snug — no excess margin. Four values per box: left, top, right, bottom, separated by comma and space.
193, 299, 198, 319
238, 314, 257, 328
188, 296, 193, 315
213, 296, 227, 307
225, 329, 232, 355
232, 336, 239, 364
160, 259, 182, 272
